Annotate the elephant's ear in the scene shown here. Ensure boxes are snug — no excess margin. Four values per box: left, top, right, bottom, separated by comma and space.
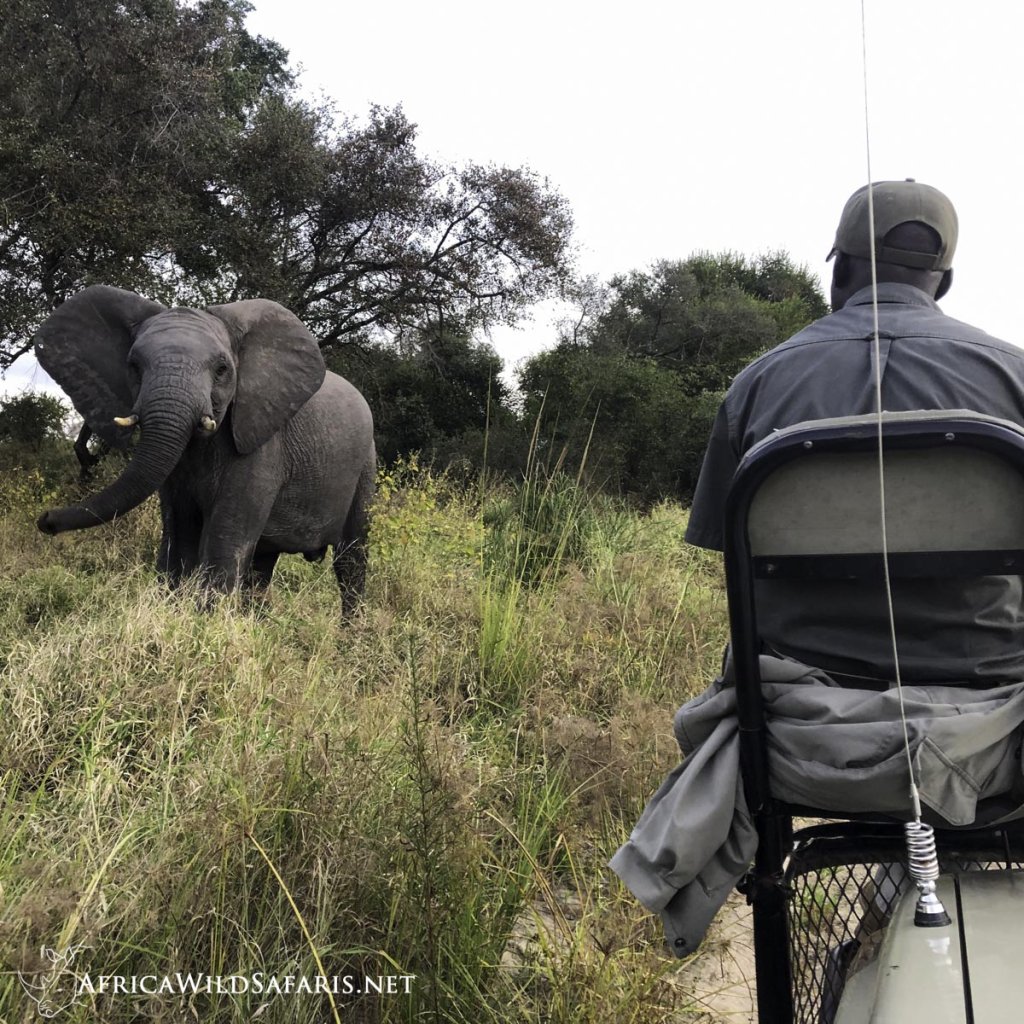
206, 299, 326, 455
33, 286, 165, 449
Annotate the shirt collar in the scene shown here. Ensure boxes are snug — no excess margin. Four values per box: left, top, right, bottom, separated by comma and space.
845, 282, 941, 310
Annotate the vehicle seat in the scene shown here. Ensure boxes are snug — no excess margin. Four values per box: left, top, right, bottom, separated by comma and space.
722, 409, 1024, 1024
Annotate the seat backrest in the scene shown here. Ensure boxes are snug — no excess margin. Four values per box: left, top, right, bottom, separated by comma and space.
731, 410, 1024, 581
723, 408, 1024, 813
749, 447, 1024, 557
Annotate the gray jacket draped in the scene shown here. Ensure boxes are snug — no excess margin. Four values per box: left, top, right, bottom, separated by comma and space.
610, 655, 1024, 957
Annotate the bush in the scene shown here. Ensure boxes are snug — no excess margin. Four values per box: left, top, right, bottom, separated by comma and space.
0, 391, 70, 448
517, 349, 719, 501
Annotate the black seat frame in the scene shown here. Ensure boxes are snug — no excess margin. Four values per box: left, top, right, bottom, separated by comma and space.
722, 412, 1024, 1024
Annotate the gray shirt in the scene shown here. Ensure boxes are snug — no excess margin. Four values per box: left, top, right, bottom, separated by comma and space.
686, 283, 1024, 682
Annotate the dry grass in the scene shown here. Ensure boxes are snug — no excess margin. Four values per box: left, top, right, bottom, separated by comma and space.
0, 446, 730, 1023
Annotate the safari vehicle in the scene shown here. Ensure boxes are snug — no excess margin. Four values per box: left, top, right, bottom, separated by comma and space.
724, 410, 1024, 1024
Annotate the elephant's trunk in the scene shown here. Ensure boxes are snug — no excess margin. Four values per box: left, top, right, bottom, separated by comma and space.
38, 386, 199, 535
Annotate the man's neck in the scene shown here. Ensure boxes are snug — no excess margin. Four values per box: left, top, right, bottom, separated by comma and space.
842, 282, 940, 309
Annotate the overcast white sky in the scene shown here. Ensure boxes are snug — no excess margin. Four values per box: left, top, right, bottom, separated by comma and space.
7, 0, 1024, 395
246, 0, 1024, 363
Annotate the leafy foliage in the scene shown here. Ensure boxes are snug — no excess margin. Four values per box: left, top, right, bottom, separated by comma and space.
0, 1, 575, 368
0, 392, 69, 448
371, 455, 482, 572
0, 0, 291, 362
328, 326, 514, 467
587, 251, 827, 391
0, 465, 62, 516
241, 109, 576, 346
520, 251, 827, 499
518, 349, 720, 501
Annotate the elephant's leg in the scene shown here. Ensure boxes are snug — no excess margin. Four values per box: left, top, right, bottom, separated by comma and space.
197, 533, 260, 591
333, 460, 374, 616
198, 484, 276, 592
332, 539, 366, 616
73, 424, 105, 481
248, 549, 281, 590
156, 491, 202, 588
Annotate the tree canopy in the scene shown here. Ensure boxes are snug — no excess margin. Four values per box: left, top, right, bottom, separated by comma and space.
326, 324, 512, 467
517, 347, 721, 501
0, 0, 288, 361
221, 104, 574, 347
519, 251, 828, 499
0, 391, 69, 448
578, 251, 827, 391
0, 0, 575, 368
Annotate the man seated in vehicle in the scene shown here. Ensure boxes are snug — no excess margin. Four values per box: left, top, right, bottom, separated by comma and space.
684, 180, 1024, 685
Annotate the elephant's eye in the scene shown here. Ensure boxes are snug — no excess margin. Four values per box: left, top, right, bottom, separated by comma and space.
215, 362, 230, 381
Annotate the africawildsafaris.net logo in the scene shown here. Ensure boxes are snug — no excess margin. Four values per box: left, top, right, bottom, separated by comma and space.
17, 944, 415, 1017
17, 945, 89, 1018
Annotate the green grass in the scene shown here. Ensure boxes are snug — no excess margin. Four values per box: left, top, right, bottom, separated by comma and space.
0, 445, 729, 1023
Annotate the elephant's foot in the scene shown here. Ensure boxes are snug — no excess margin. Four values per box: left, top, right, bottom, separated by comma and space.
333, 539, 367, 619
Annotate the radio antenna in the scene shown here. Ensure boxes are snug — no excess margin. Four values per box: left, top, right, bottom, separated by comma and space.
859, 0, 950, 928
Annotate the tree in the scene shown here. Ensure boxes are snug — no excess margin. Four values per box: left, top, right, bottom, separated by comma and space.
0, 392, 69, 448
587, 252, 827, 391
518, 251, 828, 499
517, 348, 717, 501
218, 105, 575, 347
0, 1, 575, 369
0, 0, 291, 365
327, 326, 513, 467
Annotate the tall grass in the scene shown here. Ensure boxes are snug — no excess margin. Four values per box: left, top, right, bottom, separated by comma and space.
0, 443, 729, 1023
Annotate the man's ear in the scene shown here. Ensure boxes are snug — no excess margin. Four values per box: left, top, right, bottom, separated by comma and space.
935, 268, 953, 301
831, 252, 852, 290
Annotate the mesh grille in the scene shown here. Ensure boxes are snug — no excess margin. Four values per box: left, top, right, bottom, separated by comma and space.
782, 822, 1024, 1024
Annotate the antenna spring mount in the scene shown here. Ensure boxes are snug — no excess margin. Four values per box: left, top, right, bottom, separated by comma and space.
905, 820, 951, 928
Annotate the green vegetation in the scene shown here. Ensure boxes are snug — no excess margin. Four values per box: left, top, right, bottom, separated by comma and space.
518, 253, 827, 500
0, 392, 70, 448
0, 0, 574, 369
0, 441, 729, 1023
327, 331, 520, 472
319, 251, 827, 502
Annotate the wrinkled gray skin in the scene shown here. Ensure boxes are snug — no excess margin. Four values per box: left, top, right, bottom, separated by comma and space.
34, 286, 375, 613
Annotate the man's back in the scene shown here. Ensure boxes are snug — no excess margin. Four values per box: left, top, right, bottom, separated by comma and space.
686, 282, 1024, 683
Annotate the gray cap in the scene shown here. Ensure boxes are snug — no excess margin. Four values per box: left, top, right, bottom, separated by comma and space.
828, 179, 958, 271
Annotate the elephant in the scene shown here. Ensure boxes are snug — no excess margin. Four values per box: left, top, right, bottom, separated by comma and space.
33, 285, 375, 612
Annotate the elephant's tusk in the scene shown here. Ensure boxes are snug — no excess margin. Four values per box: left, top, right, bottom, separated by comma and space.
200, 416, 217, 432
113, 415, 139, 427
